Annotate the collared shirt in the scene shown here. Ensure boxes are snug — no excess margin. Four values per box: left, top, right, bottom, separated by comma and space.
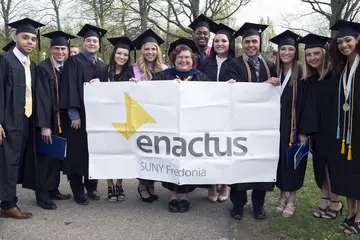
82, 51, 97, 63
51, 55, 63, 72
13, 47, 31, 86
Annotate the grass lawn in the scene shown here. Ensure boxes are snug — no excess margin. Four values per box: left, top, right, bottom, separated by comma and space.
237, 159, 358, 240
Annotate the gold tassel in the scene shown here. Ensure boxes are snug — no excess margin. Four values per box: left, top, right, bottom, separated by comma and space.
289, 143, 292, 147
341, 139, 346, 154
347, 146, 352, 160
58, 126, 62, 134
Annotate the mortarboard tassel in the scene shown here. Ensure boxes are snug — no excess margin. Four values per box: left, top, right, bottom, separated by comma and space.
347, 146, 352, 160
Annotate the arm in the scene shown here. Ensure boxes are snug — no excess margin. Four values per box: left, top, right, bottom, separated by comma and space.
0, 55, 7, 145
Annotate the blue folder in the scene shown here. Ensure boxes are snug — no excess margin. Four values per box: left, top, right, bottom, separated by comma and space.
36, 133, 67, 161
286, 137, 310, 170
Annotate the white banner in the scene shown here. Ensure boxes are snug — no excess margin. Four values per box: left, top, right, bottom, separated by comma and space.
84, 81, 280, 185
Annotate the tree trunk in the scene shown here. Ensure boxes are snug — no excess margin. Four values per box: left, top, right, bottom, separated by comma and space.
138, 0, 148, 32
164, 2, 171, 64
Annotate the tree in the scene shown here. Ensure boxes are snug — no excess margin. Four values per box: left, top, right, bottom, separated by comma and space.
259, 17, 276, 59
0, 0, 28, 42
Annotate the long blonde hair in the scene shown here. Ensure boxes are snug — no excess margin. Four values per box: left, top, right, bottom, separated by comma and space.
302, 48, 327, 80
136, 42, 164, 80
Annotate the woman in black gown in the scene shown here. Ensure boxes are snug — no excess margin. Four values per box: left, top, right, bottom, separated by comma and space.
99, 36, 135, 202
300, 34, 342, 220
198, 23, 236, 202
153, 38, 208, 212
325, 20, 360, 236
269, 31, 315, 217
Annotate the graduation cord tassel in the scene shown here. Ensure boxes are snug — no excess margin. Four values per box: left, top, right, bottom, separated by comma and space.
289, 74, 297, 147
336, 71, 344, 140
347, 68, 356, 160
49, 57, 62, 134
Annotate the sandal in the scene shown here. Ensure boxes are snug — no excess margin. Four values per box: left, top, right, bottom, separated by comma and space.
313, 197, 330, 218
322, 200, 343, 220
338, 215, 356, 231
344, 221, 360, 236
147, 185, 158, 201
282, 202, 297, 217
276, 194, 288, 213
137, 187, 153, 203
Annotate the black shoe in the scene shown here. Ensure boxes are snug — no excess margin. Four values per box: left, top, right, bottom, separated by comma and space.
49, 189, 71, 200
168, 200, 179, 212
179, 199, 190, 213
37, 200, 57, 210
253, 207, 266, 220
108, 185, 117, 202
74, 194, 89, 205
87, 190, 100, 200
230, 208, 244, 220
147, 185, 158, 201
137, 187, 153, 203
116, 185, 126, 201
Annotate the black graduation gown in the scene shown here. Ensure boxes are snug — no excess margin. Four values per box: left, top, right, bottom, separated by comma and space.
0, 51, 37, 201
275, 68, 315, 192
324, 65, 360, 200
231, 55, 276, 192
35, 58, 63, 191
197, 55, 232, 81
59, 53, 107, 176
153, 69, 209, 81
153, 69, 208, 193
224, 55, 276, 82
98, 64, 134, 82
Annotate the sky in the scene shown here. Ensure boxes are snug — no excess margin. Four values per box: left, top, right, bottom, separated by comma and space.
233, 0, 320, 34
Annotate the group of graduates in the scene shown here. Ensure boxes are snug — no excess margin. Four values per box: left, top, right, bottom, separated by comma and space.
0, 13, 360, 237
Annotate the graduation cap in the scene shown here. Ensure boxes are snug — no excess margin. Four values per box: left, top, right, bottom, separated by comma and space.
269, 30, 301, 47
235, 22, 268, 38
107, 36, 135, 50
168, 38, 197, 57
42, 30, 76, 47
133, 29, 164, 50
300, 33, 331, 50
2, 40, 16, 52
188, 14, 217, 33
77, 24, 107, 39
330, 20, 360, 38
215, 23, 236, 39
7, 17, 45, 51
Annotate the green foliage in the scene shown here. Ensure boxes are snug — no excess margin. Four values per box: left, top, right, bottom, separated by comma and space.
259, 16, 276, 60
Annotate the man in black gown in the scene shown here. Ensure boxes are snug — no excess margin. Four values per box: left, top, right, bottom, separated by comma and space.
188, 14, 217, 67
0, 18, 44, 219
35, 31, 76, 209
59, 24, 107, 205
226, 23, 279, 220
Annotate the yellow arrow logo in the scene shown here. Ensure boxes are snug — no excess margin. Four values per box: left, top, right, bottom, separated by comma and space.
112, 92, 156, 140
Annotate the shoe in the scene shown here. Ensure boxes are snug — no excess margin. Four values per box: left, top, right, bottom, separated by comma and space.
313, 197, 330, 218
107, 185, 117, 203
208, 186, 218, 202
253, 207, 266, 220
179, 199, 190, 213
37, 200, 57, 210
0, 207, 32, 219
322, 201, 343, 220
116, 185, 126, 201
168, 199, 179, 212
230, 208, 244, 220
344, 221, 360, 236
138, 187, 153, 203
74, 194, 89, 205
339, 215, 356, 231
87, 190, 100, 200
147, 185, 158, 201
217, 185, 228, 202
282, 202, 297, 217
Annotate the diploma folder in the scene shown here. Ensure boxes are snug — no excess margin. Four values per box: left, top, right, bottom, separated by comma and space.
35, 133, 67, 161
286, 137, 310, 170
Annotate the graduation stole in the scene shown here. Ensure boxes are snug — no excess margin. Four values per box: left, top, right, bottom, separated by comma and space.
165, 68, 197, 81
242, 55, 271, 82
336, 54, 360, 160
49, 57, 62, 134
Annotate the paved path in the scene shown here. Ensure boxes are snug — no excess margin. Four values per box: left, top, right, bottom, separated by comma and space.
0, 178, 257, 240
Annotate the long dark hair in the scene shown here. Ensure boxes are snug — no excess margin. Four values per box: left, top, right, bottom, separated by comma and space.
108, 46, 131, 81
209, 33, 236, 59
327, 36, 360, 76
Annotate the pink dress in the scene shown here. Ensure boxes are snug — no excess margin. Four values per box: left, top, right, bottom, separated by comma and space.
132, 63, 168, 80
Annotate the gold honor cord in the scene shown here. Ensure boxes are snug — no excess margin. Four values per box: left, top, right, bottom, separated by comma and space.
289, 74, 297, 147
49, 57, 62, 134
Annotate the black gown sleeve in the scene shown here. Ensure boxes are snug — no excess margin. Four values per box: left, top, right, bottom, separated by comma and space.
152, 71, 170, 81
195, 71, 210, 81
35, 66, 52, 129
223, 58, 241, 81
0, 55, 6, 125
121, 65, 134, 81
298, 77, 318, 136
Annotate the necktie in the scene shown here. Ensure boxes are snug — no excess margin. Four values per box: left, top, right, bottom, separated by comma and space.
58, 66, 63, 73
91, 58, 96, 65
24, 58, 32, 118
